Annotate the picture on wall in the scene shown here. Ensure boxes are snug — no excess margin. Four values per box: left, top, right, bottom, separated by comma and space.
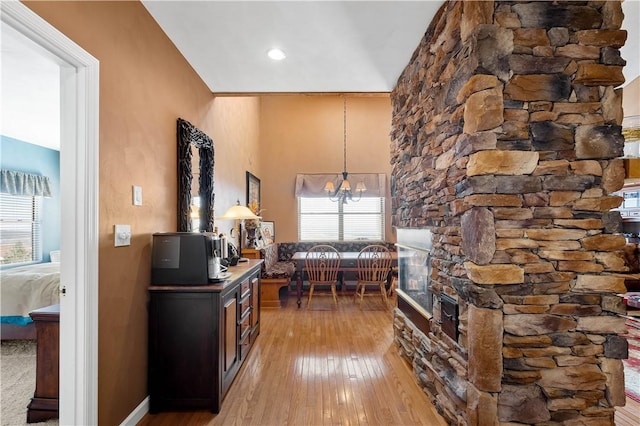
246, 171, 260, 212
260, 221, 275, 244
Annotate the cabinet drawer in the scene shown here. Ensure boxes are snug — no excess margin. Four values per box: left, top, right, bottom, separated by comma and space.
240, 313, 251, 339
240, 279, 251, 298
239, 296, 251, 317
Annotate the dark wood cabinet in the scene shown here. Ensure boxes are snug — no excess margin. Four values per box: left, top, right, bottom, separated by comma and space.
148, 260, 262, 413
221, 285, 240, 396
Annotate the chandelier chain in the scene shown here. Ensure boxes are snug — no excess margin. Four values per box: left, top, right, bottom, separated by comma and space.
343, 96, 347, 173
324, 95, 364, 203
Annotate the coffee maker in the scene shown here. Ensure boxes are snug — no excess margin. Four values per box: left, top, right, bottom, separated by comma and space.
208, 234, 227, 279
151, 232, 229, 285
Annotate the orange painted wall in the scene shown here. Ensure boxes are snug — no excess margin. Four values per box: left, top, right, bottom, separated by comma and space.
258, 95, 394, 242
24, 1, 259, 424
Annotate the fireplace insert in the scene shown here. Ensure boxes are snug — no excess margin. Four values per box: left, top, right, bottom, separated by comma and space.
395, 229, 432, 329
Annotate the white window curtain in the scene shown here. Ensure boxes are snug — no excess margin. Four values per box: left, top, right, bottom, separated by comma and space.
0, 169, 52, 197
295, 173, 385, 198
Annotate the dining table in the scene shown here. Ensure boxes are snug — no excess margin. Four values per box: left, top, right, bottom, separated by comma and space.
291, 251, 398, 307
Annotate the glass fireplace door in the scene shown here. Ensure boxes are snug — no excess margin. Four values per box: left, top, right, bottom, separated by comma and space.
396, 228, 432, 315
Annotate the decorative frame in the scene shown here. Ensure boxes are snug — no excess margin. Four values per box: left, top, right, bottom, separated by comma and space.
246, 171, 260, 209
177, 118, 214, 232
261, 221, 275, 244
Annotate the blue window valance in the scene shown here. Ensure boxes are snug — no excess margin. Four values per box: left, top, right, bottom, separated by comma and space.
0, 169, 52, 197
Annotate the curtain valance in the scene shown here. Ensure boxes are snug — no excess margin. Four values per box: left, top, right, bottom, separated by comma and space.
0, 169, 52, 197
295, 173, 385, 198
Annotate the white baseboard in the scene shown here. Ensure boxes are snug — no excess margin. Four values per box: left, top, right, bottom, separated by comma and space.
120, 396, 149, 426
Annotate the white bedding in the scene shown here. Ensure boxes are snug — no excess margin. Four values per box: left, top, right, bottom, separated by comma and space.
1, 262, 60, 320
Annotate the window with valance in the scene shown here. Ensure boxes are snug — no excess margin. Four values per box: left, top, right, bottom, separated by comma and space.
0, 169, 51, 265
295, 173, 385, 241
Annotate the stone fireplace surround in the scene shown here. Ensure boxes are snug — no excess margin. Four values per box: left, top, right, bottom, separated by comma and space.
390, 1, 629, 424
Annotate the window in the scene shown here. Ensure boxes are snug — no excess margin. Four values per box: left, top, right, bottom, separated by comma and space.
0, 193, 42, 265
298, 197, 384, 241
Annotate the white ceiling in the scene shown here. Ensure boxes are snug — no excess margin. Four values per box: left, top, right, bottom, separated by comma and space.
141, 0, 444, 93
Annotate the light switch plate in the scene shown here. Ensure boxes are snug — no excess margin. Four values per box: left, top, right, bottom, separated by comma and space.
114, 224, 131, 247
132, 186, 142, 206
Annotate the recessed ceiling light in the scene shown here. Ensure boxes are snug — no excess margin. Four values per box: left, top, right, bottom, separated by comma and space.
267, 48, 286, 61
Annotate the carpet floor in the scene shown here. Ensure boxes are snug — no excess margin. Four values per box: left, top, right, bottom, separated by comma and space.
0, 340, 58, 426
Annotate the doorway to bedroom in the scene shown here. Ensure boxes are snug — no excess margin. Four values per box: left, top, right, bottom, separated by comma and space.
0, 20, 62, 425
1, 2, 99, 424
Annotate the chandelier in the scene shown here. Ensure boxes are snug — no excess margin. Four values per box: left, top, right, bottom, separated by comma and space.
324, 97, 366, 203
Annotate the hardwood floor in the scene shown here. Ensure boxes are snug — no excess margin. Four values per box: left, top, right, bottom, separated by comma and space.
138, 293, 446, 426
137, 292, 640, 425
616, 397, 640, 426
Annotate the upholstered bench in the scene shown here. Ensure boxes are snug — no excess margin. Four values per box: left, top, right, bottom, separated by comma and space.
276, 241, 395, 261
258, 243, 296, 308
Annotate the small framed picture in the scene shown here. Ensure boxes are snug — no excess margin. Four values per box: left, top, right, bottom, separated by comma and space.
246, 171, 260, 209
260, 221, 275, 244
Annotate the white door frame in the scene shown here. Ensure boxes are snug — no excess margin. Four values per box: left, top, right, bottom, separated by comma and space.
1, 2, 99, 424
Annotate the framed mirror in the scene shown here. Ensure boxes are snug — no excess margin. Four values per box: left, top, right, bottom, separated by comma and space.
177, 118, 214, 232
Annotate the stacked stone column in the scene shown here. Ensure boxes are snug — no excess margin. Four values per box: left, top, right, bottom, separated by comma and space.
391, 1, 629, 424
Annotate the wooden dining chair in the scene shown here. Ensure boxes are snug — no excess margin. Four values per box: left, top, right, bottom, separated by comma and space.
354, 245, 393, 308
305, 245, 341, 308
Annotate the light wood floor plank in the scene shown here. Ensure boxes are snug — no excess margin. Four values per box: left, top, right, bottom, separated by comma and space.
138, 294, 447, 426
139, 292, 640, 425
616, 396, 640, 425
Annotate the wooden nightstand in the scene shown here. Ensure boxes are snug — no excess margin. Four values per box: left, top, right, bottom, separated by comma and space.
27, 304, 60, 423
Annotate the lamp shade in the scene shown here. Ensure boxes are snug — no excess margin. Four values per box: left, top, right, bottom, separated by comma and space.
355, 181, 367, 192
218, 204, 261, 220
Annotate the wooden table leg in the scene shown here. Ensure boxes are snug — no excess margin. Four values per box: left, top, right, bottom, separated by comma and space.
296, 269, 302, 308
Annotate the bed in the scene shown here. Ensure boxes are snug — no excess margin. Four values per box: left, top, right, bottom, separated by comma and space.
1, 262, 60, 340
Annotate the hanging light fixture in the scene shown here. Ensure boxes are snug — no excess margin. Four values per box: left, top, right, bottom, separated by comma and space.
324, 96, 366, 204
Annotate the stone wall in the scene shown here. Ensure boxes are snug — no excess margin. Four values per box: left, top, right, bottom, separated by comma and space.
390, 1, 628, 424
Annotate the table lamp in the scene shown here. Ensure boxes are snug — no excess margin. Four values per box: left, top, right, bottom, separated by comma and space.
217, 200, 261, 260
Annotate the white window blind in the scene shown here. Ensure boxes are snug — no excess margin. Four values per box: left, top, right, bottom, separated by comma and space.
298, 197, 384, 241
0, 193, 42, 265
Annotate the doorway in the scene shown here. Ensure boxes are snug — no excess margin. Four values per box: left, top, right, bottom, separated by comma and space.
1, 2, 99, 424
